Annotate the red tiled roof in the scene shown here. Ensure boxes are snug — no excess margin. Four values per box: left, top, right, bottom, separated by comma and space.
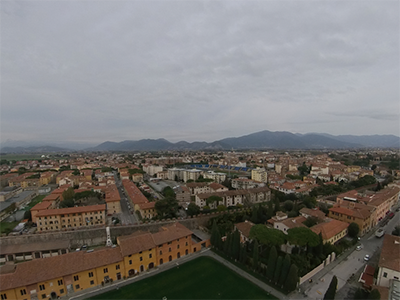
310, 219, 349, 240
0, 247, 122, 291
235, 221, 255, 239
152, 223, 193, 246
378, 234, 400, 272
36, 204, 106, 217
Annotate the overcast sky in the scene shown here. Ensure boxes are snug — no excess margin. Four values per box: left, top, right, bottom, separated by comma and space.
1, 0, 399, 146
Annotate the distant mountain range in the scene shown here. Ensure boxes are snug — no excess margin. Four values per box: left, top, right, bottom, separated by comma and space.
1, 131, 399, 153
77, 131, 400, 151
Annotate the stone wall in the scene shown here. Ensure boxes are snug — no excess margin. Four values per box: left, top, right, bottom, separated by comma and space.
0, 208, 248, 248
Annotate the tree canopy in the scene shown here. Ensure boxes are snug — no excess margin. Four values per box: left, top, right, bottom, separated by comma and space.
187, 203, 200, 216
249, 225, 286, 247
154, 197, 179, 219
348, 222, 360, 238
323, 275, 337, 300
287, 227, 320, 247
206, 195, 223, 206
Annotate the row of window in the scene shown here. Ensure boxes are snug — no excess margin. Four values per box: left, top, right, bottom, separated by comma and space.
40, 212, 103, 220
74, 265, 120, 281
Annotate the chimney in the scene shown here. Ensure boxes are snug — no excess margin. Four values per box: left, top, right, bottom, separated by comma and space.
349, 202, 356, 209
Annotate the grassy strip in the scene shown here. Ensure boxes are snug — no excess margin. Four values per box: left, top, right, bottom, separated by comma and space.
24, 195, 46, 211
0, 221, 20, 235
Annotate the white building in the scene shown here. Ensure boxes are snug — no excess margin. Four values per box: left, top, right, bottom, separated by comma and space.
251, 168, 267, 183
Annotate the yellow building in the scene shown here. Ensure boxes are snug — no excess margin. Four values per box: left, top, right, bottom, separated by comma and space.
0, 223, 208, 300
36, 204, 106, 232
40, 172, 57, 185
328, 200, 375, 236
105, 187, 121, 214
311, 219, 349, 244
0, 247, 123, 300
135, 202, 157, 219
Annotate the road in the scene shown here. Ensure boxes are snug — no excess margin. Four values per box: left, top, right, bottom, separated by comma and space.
293, 206, 400, 299
113, 172, 138, 225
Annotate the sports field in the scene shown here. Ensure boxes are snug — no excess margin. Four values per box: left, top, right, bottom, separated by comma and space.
89, 256, 277, 300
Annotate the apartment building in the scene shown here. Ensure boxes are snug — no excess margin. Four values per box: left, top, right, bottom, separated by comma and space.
142, 164, 164, 176
203, 171, 226, 183
195, 187, 271, 209
251, 168, 267, 183
328, 200, 375, 236
35, 205, 106, 232
105, 186, 121, 215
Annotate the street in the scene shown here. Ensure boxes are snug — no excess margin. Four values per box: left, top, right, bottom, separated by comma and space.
113, 172, 138, 225
294, 207, 400, 299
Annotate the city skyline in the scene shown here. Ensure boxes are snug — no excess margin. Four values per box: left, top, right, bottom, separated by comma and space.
1, 1, 399, 145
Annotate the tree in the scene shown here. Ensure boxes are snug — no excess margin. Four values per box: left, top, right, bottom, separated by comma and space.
206, 195, 223, 206
298, 162, 310, 176
323, 275, 337, 300
232, 230, 241, 261
250, 206, 259, 223
72, 169, 80, 176
252, 240, 259, 269
368, 289, 381, 300
23, 210, 32, 221
273, 256, 283, 284
60, 198, 74, 208
303, 216, 319, 228
266, 246, 277, 280
283, 200, 294, 212
283, 264, 299, 292
279, 254, 291, 287
62, 187, 75, 201
162, 187, 176, 198
221, 178, 233, 190
217, 205, 227, 212
249, 225, 286, 248
210, 221, 219, 247
392, 225, 400, 236
353, 288, 367, 300
287, 227, 320, 248
154, 197, 179, 219
348, 222, 360, 238
187, 203, 201, 216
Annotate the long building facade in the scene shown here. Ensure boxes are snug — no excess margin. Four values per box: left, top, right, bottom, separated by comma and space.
0, 223, 209, 300
195, 186, 271, 209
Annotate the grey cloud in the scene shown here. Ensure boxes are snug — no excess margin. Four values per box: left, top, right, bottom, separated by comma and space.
1, 1, 399, 143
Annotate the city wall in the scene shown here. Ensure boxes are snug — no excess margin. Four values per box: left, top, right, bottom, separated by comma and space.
0, 208, 250, 248
0, 213, 222, 248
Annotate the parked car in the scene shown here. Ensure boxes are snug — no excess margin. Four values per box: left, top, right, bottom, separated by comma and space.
375, 228, 385, 238
364, 254, 370, 261
356, 244, 363, 251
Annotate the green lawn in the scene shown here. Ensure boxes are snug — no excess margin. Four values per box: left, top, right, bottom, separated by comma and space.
24, 195, 46, 211
89, 256, 277, 300
0, 221, 19, 235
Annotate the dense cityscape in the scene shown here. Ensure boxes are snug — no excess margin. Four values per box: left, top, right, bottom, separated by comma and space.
0, 148, 399, 299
